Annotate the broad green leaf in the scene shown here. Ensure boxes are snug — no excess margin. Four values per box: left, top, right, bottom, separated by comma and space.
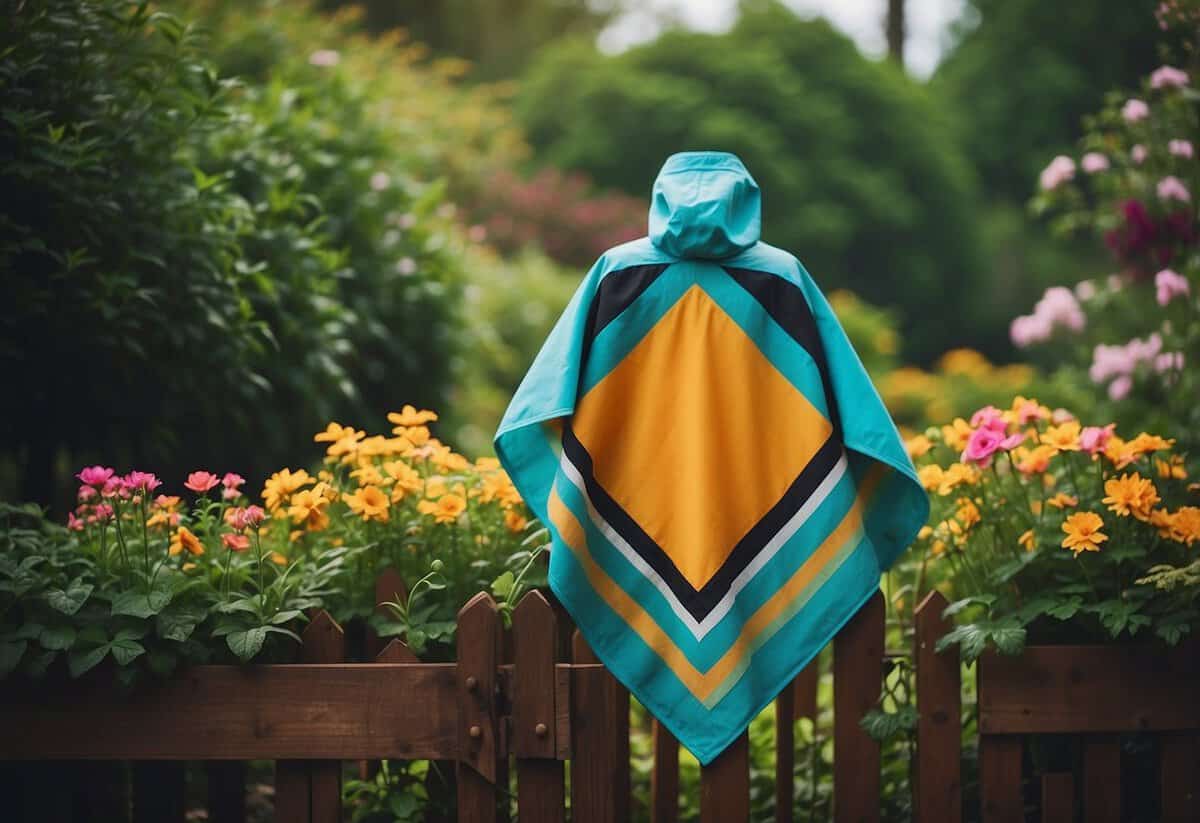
990, 625, 1026, 655
157, 604, 208, 642
45, 579, 93, 615
227, 627, 267, 661
1046, 598, 1083, 620
111, 589, 172, 618
941, 595, 996, 618
490, 571, 515, 599
0, 640, 27, 676
39, 624, 77, 651
68, 645, 108, 678
268, 609, 303, 625
110, 637, 145, 666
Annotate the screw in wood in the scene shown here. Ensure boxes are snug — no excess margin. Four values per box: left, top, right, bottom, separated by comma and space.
469, 725, 482, 739
465, 675, 478, 692
534, 722, 548, 738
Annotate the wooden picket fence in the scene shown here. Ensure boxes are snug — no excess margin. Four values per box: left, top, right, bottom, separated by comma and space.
1, 573, 1197, 822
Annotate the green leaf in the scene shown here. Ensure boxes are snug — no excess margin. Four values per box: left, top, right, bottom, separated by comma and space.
860, 705, 918, 742
110, 637, 146, 666
1156, 621, 1191, 646
936, 623, 987, 660
111, 589, 172, 618
990, 625, 1027, 655
68, 645, 108, 678
227, 627, 268, 661
215, 597, 260, 615
157, 604, 208, 642
268, 609, 302, 625
941, 595, 996, 618
24, 649, 57, 679
39, 624, 77, 651
490, 571, 515, 599
1045, 597, 1083, 620
0, 640, 27, 676
45, 579, 93, 615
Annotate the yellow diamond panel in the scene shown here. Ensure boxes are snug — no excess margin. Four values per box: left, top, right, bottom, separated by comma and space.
571, 283, 833, 590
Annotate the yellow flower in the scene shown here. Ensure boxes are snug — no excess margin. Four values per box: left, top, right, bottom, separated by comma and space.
314, 422, 365, 444
425, 475, 449, 499
350, 463, 387, 487
475, 457, 501, 472
918, 464, 944, 492
1102, 472, 1160, 521
417, 493, 467, 524
941, 418, 973, 451
1014, 445, 1056, 475
383, 460, 423, 501
169, 526, 205, 557
905, 434, 933, 459
474, 470, 522, 507
182, 562, 198, 572
268, 551, 288, 565
930, 539, 947, 556
937, 463, 979, 496
387, 405, 439, 428
325, 434, 363, 462
1018, 529, 1035, 552
432, 449, 471, 473
344, 485, 390, 522
955, 497, 981, 529
1061, 512, 1107, 556
937, 347, 992, 377
403, 426, 432, 448
1046, 493, 1078, 510
1155, 455, 1187, 480
1171, 507, 1200, 545
1008, 395, 1050, 425
504, 508, 528, 533
917, 525, 933, 540
1129, 432, 1175, 453
262, 468, 314, 512
287, 487, 331, 531
1040, 421, 1082, 453
1030, 499, 1043, 516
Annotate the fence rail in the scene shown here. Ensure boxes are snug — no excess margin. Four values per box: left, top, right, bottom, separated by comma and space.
2, 571, 1198, 822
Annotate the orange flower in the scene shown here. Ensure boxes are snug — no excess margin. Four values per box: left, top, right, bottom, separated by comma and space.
417, 494, 467, 525
1040, 421, 1081, 453
1015, 445, 1056, 475
314, 422, 365, 444
1061, 512, 1107, 556
170, 526, 205, 557
1018, 529, 1035, 552
344, 485, 390, 523
1102, 473, 1160, 521
387, 405, 439, 428
221, 533, 250, 552
1155, 456, 1187, 480
1046, 493, 1078, 510
504, 508, 528, 533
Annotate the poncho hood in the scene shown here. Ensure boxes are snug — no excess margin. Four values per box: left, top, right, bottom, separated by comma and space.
649, 151, 761, 259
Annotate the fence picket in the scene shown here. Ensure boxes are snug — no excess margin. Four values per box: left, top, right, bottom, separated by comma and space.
1160, 734, 1199, 822
571, 631, 630, 823
513, 591, 564, 823
700, 731, 750, 823
833, 590, 884, 823
457, 593, 502, 823
793, 661, 819, 722
1040, 773, 1073, 823
650, 719, 679, 823
206, 761, 246, 823
914, 590, 961, 823
1082, 737, 1120, 823
979, 736, 1022, 823
775, 676, 795, 823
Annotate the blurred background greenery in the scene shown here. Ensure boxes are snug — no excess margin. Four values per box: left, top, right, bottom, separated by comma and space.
0, 0, 1163, 512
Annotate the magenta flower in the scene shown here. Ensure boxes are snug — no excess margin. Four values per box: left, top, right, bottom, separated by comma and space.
1122, 99, 1150, 122
184, 471, 221, 494
100, 478, 122, 499
961, 427, 1003, 466
67, 512, 85, 531
999, 432, 1026, 451
1155, 351, 1185, 373
1079, 425, 1115, 455
969, 406, 1007, 431
93, 503, 114, 522
1158, 176, 1191, 202
122, 470, 161, 494
77, 485, 97, 501
1081, 152, 1109, 173
1132, 144, 1148, 164
1168, 139, 1194, 159
1155, 268, 1190, 306
1039, 155, 1075, 190
76, 466, 114, 486
1150, 65, 1189, 89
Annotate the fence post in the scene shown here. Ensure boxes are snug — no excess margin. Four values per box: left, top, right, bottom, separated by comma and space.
651, 719, 679, 823
833, 590, 884, 823
457, 593, 502, 823
1160, 734, 1199, 822
1040, 773, 1074, 823
369, 567, 408, 660
775, 676, 796, 823
1082, 738, 1120, 823
513, 591, 564, 823
570, 630, 630, 823
700, 731, 750, 823
276, 610, 346, 823
914, 590, 961, 823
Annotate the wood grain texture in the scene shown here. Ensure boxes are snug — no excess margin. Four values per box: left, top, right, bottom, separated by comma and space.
1160, 733, 1199, 822
513, 591, 564, 822
651, 718, 680, 823
1082, 738, 1120, 823
793, 660, 819, 722
833, 591, 884, 823
369, 568, 408, 660
700, 731, 750, 823
570, 631, 630, 823
0, 663, 458, 759
301, 611, 347, 823
979, 736, 1023, 823
457, 592, 501, 823
1040, 772, 1074, 823
914, 590, 961, 823
978, 643, 1200, 734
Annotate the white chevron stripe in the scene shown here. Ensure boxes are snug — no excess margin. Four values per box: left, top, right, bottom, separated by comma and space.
557, 450, 848, 642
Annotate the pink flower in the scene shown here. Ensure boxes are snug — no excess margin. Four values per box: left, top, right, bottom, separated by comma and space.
222, 533, 251, 553
1150, 65, 1189, 89
1155, 268, 1190, 306
123, 470, 161, 494
1039, 155, 1076, 190
962, 427, 1003, 466
1074, 279, 1096, 301
1081, 152, 1109, 173
970, 405, 1007, 431
998, 432, 1026, 451
1014, 399, 1045, 425
221, 472, 246, 501
76, 466, 114, 486
77, 485, 97, 501
242, 505, 267, 528
1155, 351, 1184, 373
1108, 374, 1133, 401
1158, 176, 1191, 202
67, 512, 85, 531
1051, 408, 1076, 424
369, 172, 391, 191
1168, 139, 1194, 159
93, 503, 114, 522
308, 49, 340, 68
1122, 99, 1150, 122
1132, 144, 1148, 164
184, 471, 221, 494
1010, 314, 1051, 348
1079, 424, 1115, 455
101, 478, 122, 499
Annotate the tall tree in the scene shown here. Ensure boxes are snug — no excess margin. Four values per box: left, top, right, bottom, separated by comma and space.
886, 0, 905, 66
